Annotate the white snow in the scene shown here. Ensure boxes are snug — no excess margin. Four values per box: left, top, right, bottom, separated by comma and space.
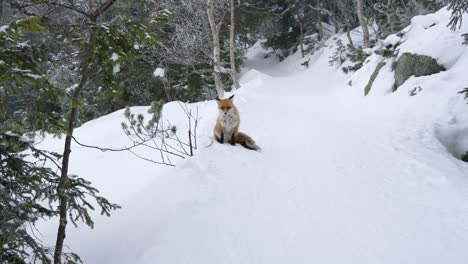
111, 52, 121, 74
24, 73, 42, 79
36, 7, 468, 264
397, 8, 466, 68
12, 68, 31, 73
0, 25, 8, 32
66, 84, 79, 93
113, 64, 120, 74
363, 48, 373, 54
153, 67, 165, 78
17, 41, 29, 48
111, 53, 119, 62
383, 34, 401, 47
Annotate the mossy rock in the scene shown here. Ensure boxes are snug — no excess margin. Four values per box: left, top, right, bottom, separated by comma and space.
364, 62, 386, 96
394, 53, 445, 90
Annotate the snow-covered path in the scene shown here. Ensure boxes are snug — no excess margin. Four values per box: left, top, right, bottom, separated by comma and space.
37, 9, 468, 263
37, 60, 468, 264
127, 73, 468, 264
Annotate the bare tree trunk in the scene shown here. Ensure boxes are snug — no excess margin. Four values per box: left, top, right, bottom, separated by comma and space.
52, 3, 116, 258
346, 24, 355, 49
207, 0, 225, 98
53, 65, 89, 264
229, 0, 240, 90
317, 0, 323, 41
298, 18, 304, 58
356, 0, 370, 48
332, 12, 339, 34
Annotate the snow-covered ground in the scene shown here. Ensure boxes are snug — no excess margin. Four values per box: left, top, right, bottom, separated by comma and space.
37, 8, 468, 264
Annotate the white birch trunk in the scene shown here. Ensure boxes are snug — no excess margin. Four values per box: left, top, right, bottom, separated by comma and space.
207, 0, 225, 98
229, 0, 240, 90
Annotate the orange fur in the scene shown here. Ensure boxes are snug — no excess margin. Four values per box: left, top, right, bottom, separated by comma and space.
213, 95, 259, 150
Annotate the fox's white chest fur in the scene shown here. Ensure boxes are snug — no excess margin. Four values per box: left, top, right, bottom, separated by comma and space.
219, 110, 239, 132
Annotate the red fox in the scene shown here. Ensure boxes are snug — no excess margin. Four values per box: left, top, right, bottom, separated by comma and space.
214, 95, 259, 150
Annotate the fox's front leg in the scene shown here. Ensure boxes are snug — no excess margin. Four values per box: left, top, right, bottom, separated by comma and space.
214, 127, 224, 144
230, 128, 238, 145
219, 132, 224, 143
216, 132, 224, 143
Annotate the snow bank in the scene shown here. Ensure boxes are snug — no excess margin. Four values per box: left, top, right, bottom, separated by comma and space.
398, 8, 467, 68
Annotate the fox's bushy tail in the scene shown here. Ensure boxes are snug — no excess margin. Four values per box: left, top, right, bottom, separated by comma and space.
237, 132, 260, 151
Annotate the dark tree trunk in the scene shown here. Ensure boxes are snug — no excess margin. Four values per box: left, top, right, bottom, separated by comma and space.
356, 0, 370, 48
317, 0, 323, 41
346, 24, 355, 49
53, 65, 89, 264
299, 18, 304, 58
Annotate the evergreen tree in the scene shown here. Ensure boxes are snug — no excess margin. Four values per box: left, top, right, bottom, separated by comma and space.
1, 1, 170, 263
372, 0, 444, 38
447, 0, 468, 30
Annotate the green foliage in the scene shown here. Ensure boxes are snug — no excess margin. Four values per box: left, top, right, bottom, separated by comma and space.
147, 100, 165, 129
262, 1, 302, 61
348, 46, 367, 62
376, 47, 396, 58
373, 0, 444, 38
340, 45, 369, 73
120, 101, 198, 165
52, 4, 172, 124
0, 17, 47, 82
462, 151, 468, 163
0, 132, 60, 263
0, 17, 64, 135
263, 1, 300, 61
447, 0, 468, 30
122, 100, 165, 137
70, 15, 163, 87
329, 39, 347, 67
0, 131, 120, 263
373, 0, 407, 38
0, 2, 169, 262
163, 64, 213, 102
263, 26, 301, 61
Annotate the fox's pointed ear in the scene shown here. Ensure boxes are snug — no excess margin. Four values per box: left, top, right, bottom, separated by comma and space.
228, 95, 235, 100
215, 97, 221, 101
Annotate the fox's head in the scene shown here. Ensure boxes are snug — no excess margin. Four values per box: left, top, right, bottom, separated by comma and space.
216, 95, 235, 115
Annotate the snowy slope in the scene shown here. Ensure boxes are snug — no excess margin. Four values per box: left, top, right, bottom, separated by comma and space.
37, 8, 468, 264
